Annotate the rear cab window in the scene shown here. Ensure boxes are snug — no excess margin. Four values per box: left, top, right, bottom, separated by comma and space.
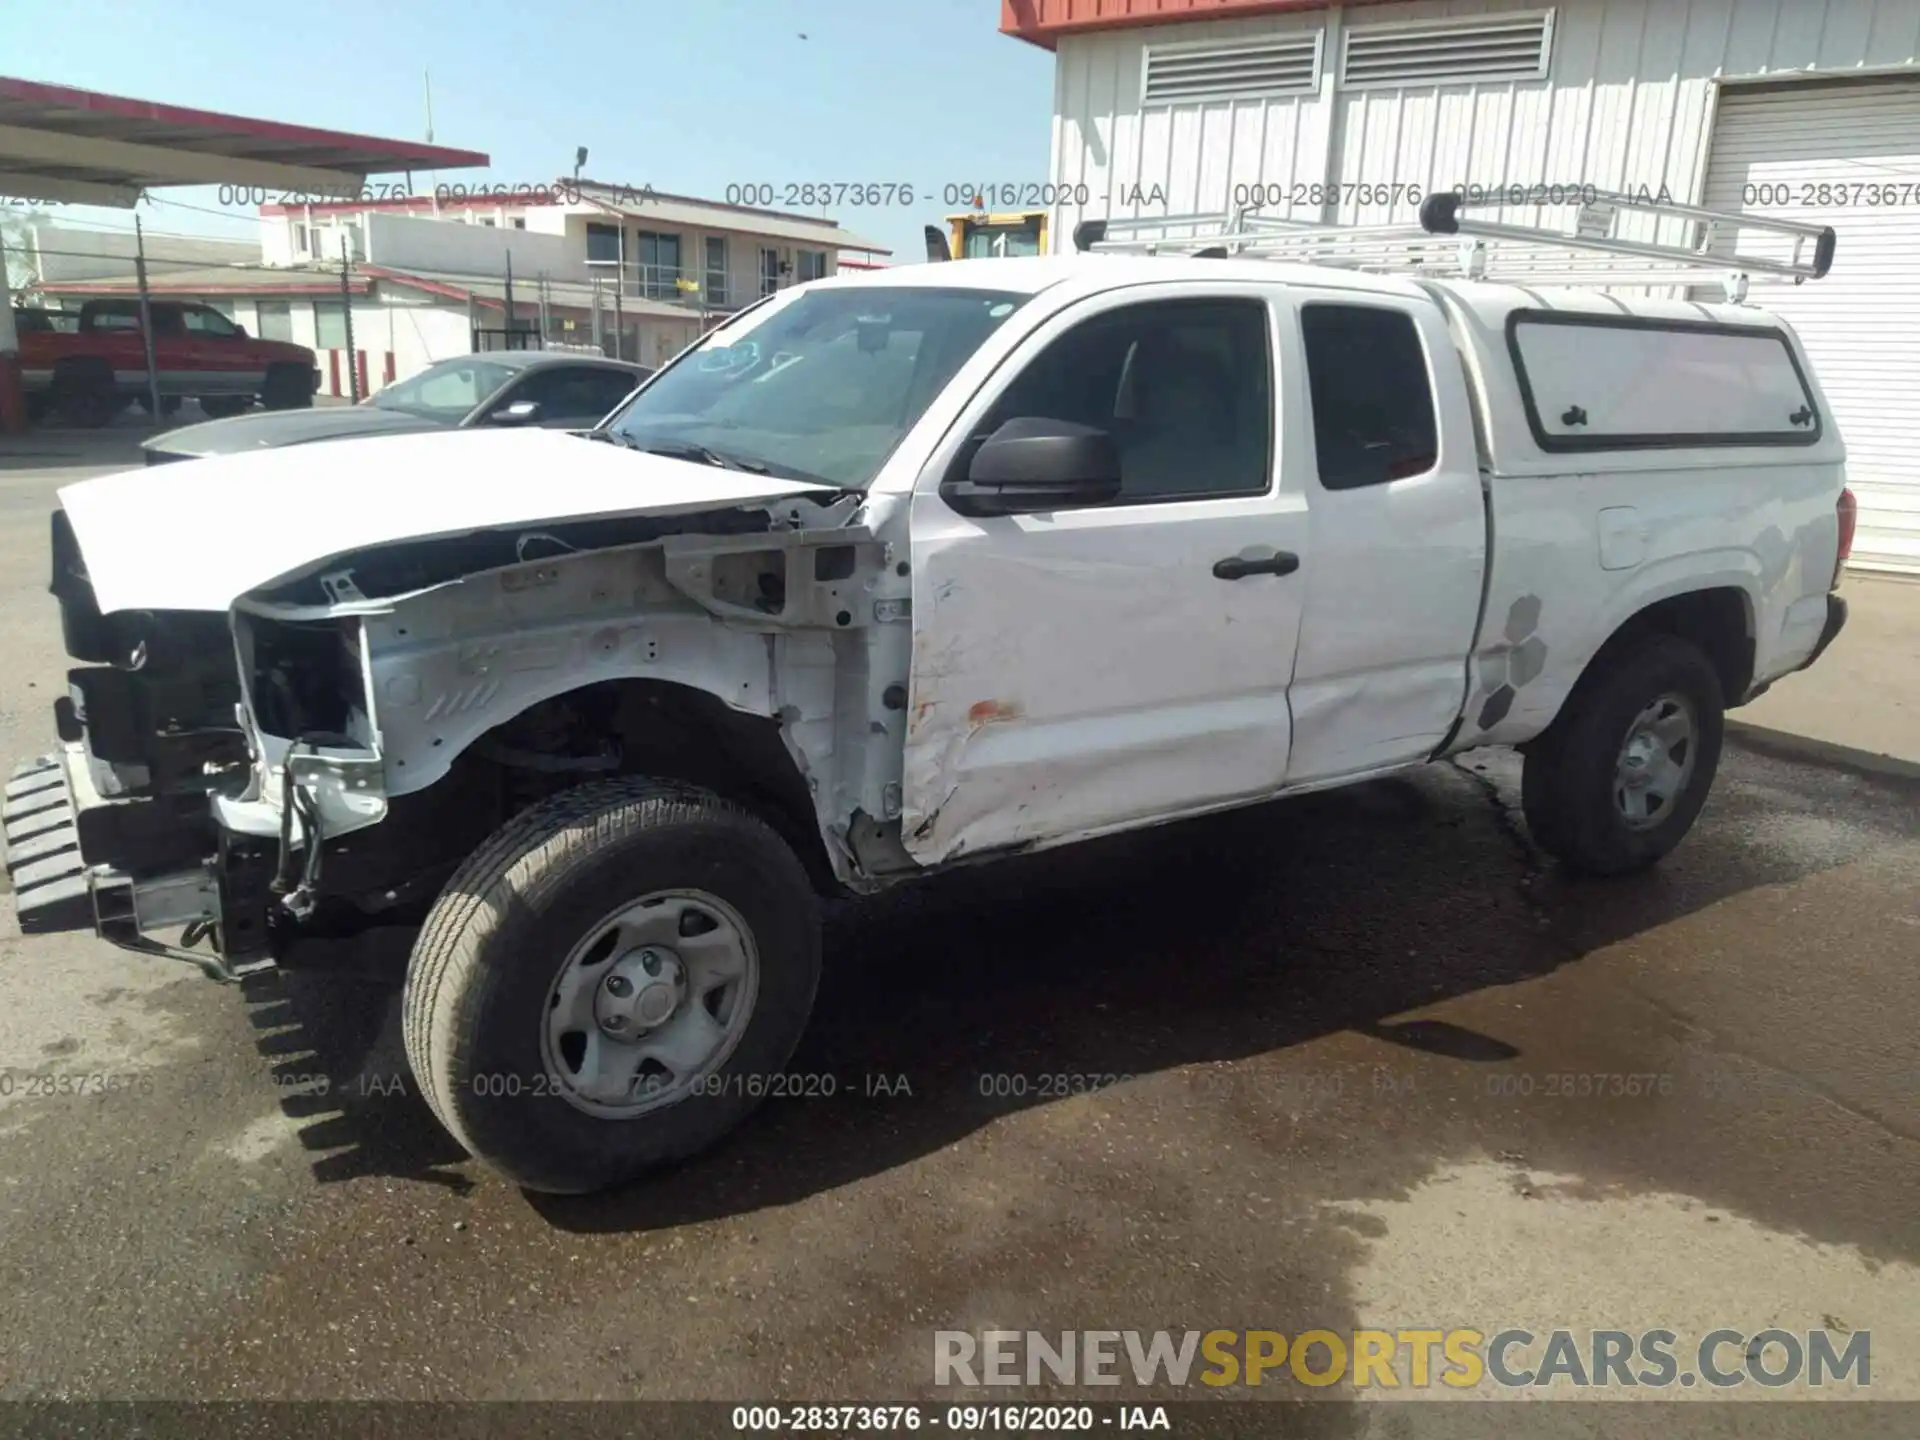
1506, 313, 1821, 451
1300, 303, 1440, 490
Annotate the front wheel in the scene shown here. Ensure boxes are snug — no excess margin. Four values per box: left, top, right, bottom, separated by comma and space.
1521, 634, 1725, 875
401, 778, 822, 1193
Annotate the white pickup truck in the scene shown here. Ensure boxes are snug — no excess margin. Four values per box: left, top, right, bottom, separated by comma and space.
4, 193, 1854, 1193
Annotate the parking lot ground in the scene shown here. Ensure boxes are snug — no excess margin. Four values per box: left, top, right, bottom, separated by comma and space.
1736, 572, 1920, 772
0, 452, 1914, 1432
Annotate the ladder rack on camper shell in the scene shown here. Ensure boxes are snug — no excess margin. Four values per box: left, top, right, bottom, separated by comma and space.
1070, 189, 1836, 304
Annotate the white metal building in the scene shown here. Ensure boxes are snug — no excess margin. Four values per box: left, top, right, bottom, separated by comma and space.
1009, 0, 1920, 572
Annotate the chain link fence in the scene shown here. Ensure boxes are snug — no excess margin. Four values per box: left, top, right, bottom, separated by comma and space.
8, 216, 711, 430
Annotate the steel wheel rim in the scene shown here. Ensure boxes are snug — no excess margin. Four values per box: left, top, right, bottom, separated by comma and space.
1613, 691, 1697, 831
540, 888, 760, 1118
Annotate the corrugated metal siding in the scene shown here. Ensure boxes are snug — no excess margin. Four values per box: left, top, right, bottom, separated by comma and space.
1702, 79, 1920, 573
1050, 0, 1920, 231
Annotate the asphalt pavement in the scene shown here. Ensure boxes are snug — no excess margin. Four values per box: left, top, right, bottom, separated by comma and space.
0, 440, 1914, 1435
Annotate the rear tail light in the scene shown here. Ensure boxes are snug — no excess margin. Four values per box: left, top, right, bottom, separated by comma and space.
1833, 487, 1857, 589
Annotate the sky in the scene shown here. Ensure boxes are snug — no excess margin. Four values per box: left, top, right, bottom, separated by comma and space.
7, 0, 1058, 262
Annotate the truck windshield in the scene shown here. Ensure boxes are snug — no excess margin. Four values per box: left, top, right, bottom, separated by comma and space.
603, 286, 1029, 488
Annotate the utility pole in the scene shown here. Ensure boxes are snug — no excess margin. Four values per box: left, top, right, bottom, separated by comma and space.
340, 235, 360, 402
504, 249, 516, 347
134, 216, 162, 419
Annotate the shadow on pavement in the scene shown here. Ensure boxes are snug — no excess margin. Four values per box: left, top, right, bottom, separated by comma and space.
229, 744, 1914, 1244
0, 414, 165, 473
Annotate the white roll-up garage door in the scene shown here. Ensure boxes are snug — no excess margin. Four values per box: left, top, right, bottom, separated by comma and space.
1703, 78, 1920, 574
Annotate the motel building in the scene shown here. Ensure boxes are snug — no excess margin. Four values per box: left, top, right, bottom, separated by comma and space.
1004, 0, 1920, 573
32, 183, 888, 395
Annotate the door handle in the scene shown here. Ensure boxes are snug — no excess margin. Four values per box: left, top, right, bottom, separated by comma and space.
1213, 552, 1300, 580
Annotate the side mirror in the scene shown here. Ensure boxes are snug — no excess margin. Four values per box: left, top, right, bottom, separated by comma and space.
941, 416, 1123, 517
490, 399, 543, 426
233, 324, 249, 338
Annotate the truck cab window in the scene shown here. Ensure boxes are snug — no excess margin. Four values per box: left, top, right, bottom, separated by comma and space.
183, 306, 239, 337
1301, 303, 1439, 490
987, 298, 1272, 502
86, 304, 142, 331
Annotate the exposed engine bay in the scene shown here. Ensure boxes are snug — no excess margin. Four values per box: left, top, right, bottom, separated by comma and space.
33, 481, 918, 980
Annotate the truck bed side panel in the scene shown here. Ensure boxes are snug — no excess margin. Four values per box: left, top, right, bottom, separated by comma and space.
1433, 285, 1846, 749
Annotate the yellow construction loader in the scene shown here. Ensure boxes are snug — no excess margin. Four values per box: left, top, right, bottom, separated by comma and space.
924, 208, 1049, 262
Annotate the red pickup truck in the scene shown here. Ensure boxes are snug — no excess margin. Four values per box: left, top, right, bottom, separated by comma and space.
17, 299, 318, 427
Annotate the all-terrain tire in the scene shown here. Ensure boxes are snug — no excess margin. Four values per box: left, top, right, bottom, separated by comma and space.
401, 777, 821, 1194
1521, 634, 1725, 876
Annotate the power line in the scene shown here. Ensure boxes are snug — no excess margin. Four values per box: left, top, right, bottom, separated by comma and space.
144, 194, 277, 228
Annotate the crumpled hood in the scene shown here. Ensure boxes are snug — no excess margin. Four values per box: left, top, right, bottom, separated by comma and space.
143, 405, 442, 457
60, 427, 837, 615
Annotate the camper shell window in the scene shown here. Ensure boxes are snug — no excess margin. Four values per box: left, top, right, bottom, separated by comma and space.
1506, 312, 1821, 452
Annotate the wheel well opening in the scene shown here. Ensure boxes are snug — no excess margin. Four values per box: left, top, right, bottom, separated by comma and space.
483, 679, 837, 893
1602, 588, 1755, 703
1630, 589, 1754, 701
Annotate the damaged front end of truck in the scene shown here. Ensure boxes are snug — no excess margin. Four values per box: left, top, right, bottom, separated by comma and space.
6, 430, 917, 982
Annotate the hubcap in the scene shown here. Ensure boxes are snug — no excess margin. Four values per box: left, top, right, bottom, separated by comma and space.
1613, 692, 1697, 831
540, 890, 759, 1118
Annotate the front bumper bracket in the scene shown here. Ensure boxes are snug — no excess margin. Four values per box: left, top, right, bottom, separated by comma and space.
2, 749, 269, 983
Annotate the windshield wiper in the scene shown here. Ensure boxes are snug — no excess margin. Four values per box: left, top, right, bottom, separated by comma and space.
583, 429, 836, 487
640, 441, 770, 474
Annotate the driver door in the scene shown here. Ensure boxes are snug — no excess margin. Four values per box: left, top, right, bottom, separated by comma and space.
179, 304, 255, 396
902, 285, 1309, 864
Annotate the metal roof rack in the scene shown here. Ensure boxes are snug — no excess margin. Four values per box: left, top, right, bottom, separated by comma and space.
1069, 189, 1836, 303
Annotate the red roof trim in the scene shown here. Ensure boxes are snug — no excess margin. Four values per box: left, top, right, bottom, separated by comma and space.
358, 265, 479, 304
1000, 0, 1397, 50
38, 279, 371, 296
0, 76, 489, 171
360, 267, 603, 320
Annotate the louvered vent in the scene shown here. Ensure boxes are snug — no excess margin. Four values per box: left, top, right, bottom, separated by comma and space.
1341, 11, 1554, 89
1141, 34, 1323, 106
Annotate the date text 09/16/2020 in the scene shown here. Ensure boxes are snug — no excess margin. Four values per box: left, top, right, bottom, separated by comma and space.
211, 180, 656, 208
720, 183, 1096, 209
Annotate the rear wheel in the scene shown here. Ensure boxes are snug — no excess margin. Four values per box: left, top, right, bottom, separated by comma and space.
1521, 634, 1725, 875
261, 364, 313, 410
402, 778, 822, 1193
50, 363, 123, 428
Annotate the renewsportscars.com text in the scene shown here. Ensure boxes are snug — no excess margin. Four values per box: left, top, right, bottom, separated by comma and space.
934, 1328, 1870, 1392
